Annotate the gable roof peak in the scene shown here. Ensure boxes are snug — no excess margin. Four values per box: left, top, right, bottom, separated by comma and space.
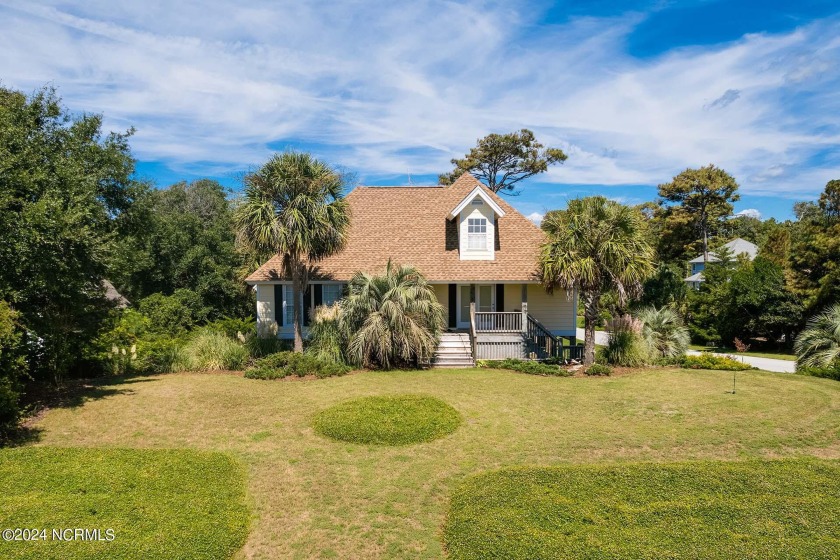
448, 172, 483, 190
448, 185, 506, 219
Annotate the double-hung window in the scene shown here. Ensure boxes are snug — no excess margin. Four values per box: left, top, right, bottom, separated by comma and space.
283, 285, 298, 325
467, 218, 487, 250
322, 284, 342, 306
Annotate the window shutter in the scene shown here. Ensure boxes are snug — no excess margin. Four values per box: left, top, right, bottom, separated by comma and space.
496, 284, 504, 312
448, 284, 457, 328
314, 284, 323, 308
274, 285, 283, 326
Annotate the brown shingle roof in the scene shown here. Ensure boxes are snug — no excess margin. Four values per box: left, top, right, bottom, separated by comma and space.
245, 173, 546, 283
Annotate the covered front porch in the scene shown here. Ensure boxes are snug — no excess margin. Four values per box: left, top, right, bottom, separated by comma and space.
430, 282, 583, 363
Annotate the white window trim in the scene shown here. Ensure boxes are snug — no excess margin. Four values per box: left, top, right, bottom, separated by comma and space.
447, 186, 506, 219
467, 217, 488, 250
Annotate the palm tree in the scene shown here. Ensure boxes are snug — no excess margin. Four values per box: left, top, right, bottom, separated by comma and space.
636, 306, 690, 359
234, 152, 350, 352
795, 304, 840, 368
539, 196, 655, 365
339, 261, 444, 369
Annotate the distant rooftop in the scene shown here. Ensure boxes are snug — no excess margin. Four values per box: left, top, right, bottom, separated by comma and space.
688, 238, 758, 264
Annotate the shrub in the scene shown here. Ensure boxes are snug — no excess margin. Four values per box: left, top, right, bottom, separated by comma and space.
795, 303, 840, 368
138, 289, 209, 335
244, 351, 351, 380
244, 334, 289, 358
636, 306, 690, 359
585, 363, 612, 376
340, 262, 444, 369
205, 316, 256, 339
477, 358, 573, 377
795, 364, 840, 381
680, 353, 751, 371
306, 305, 346, 365
0, 301, 25, 437
244, 366, 288, 380
134, 337, 183, 374
602, 315, 649, 366
178, 331, 249, 371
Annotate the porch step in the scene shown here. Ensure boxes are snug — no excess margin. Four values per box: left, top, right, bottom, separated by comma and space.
432, 333, 474, 368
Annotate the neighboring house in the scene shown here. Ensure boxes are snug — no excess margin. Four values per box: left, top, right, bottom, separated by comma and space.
684, 237, 758, 289
103, 279, 130, 308
246, 174, 580, 365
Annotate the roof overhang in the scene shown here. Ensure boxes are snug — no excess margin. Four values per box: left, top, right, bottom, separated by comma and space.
447, 186, 506, 220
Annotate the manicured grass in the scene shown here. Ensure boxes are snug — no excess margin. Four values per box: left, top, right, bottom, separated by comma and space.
21, 369, 840, 558
314, 394, 461, 445
689, 344, 796, 361
444, 459, 840, 559
0, 447, 248, 560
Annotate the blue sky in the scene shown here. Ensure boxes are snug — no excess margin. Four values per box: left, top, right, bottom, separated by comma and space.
2, 1, 839, 222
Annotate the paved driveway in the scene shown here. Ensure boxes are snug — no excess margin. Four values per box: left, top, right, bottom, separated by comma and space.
575, 328, 796, 373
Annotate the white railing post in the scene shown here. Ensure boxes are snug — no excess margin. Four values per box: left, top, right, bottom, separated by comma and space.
521, 302, 528, 333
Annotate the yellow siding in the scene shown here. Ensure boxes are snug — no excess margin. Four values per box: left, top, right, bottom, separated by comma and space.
255, 284, 277, 336
432, 284, 449, 303
432, 284, 450, 326
526, 284, 576, 336
500, 284, 524, 312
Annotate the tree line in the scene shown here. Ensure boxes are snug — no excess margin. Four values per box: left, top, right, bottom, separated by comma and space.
2, 85, 839, 438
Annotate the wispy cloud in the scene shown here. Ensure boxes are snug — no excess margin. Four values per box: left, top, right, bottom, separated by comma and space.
0, 1, 837, 199
704, 89, 741, 110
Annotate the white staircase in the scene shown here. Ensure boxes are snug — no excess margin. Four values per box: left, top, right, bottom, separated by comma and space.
433, 332, 474, 368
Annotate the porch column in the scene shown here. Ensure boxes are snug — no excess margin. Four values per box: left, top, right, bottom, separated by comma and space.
521, 302, 528, 333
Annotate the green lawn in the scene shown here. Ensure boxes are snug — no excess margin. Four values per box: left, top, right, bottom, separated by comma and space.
444, 459, 840, 559
8, 368, 840, 558
0, 447, 249, 560
688, 344, 797, 361
314, 394, 462, 445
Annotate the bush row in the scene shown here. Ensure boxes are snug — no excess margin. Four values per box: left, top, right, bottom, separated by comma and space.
795, 364, 840, 381
476, 359, 574, 377
92, 310, 290, 375
680, 353, 752, 371
244, 352, 351, 380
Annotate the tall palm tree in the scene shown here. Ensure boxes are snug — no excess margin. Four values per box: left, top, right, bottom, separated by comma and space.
339, 261, 444, 369
235, 152, 350, 352
795, 303, 840, 368
636, 306, 690, 359
539, 196, 655, 365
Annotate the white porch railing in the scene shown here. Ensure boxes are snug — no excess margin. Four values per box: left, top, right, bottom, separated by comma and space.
474, 311, 523, 332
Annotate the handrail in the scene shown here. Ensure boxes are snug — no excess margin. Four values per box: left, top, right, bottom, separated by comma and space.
525, 314, 584, 362
527, 314, 555, 339
469, 303, 477, 364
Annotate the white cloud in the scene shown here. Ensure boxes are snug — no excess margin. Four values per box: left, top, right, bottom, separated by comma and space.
0, 1, 837, 198
526, 212, 544, 225
733, 208, 762, 219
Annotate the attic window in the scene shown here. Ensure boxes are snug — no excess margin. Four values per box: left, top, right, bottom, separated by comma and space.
467, 218, 487, 250
471, 199, 483, 205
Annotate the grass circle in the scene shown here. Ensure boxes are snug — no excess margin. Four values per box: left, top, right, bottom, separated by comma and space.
314, 394, 462, 445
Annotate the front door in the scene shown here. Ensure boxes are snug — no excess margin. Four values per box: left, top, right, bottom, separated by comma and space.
457, 284, 494, 328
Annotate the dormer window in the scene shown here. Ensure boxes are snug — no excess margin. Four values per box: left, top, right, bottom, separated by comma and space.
467, 218, 487, 250
448, 186, 506, 261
